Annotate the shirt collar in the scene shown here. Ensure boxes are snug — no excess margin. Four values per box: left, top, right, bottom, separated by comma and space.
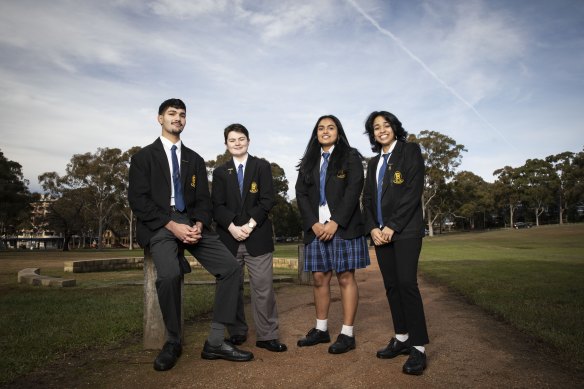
233, 154, 249, 168
321, 145, 335, 156
381, 140, 397, 156
160, 136, 182, 150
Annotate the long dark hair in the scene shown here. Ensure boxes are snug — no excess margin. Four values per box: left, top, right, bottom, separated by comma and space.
297, 115, 362, 184
364, 111, 408, 153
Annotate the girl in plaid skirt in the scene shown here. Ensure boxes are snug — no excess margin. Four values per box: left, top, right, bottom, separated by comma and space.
295, 114, 370, 354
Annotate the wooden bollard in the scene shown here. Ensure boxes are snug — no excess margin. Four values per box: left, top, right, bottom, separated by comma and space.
297, 243, 313, 285
143, 248, 184, 349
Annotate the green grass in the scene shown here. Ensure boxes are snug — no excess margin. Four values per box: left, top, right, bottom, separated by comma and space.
0, 246, 297, 385
273, 243, 301, 258
3, 230, 583, 382
420, 224, 584, 367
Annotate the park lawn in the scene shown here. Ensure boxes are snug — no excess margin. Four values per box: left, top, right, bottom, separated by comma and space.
419, 224, 584, 367
0, 247, 297, 385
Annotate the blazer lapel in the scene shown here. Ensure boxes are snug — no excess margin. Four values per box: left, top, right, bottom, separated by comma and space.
179, 143, 191, 192
381, 142, 402, 198
225, 159, 241, 203
241, 155, 256, 203
153, 139, 171, 189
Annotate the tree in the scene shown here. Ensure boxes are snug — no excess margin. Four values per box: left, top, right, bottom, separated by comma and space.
546, 149, 584, 223
0, 149, 31, 238
565, 149, 584, 216
515, 159, 559, 226
409, 131, 466, 236
450, 171, 494, 229
39, 147, 132, 250
492, 166, 522, 227
115, 146, 141, 249
270, 162, 301, 238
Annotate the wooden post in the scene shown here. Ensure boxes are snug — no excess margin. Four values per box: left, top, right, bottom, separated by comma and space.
143, 247, 184, 349
297, 243, 313, 285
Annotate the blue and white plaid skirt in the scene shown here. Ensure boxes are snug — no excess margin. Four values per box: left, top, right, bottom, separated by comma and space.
303, 235, 370, 273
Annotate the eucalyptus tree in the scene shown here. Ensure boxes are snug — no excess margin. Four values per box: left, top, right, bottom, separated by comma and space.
450, 171, 494, 229
0, 149, 31, 237
39, 147, 131, 249
515, 159, 559, 226
546, 150, 584, 223
409, 130, 466, 236
493, 166, 521, 227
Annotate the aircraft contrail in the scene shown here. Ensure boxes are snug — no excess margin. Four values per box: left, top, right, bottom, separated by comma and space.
346, 0, 517, 151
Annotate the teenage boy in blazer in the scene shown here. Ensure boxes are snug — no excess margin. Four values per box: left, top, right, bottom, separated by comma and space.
212, 123, 287, 353
128, 99, 253, 372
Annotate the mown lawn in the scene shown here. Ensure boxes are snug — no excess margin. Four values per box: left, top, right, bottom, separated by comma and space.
419, 224, 584, 368
0, 246, 297, 385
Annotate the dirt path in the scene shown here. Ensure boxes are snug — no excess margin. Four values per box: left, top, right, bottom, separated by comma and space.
6, 263, 583, 388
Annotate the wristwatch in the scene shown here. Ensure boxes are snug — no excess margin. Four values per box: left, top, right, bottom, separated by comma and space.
248, 221, 256, 229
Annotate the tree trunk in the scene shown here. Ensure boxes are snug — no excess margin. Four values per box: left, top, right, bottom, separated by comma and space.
62, 235, 70, 251
129, 210, 134, 250
427, 207, 434, 236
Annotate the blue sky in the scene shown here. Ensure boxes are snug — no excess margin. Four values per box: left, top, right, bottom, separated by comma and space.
1, 0, 583, 198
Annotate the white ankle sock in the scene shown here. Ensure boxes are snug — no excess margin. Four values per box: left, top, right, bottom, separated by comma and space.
316, 319, 328, 331
396, 333, 409, 342
413, 345, 425, 353
341, 325, 354, 337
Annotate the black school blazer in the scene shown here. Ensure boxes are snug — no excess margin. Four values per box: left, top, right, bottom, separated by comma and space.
212, 155, 275, 257
295, 148, 365, 244
362, 141, 425, 241
128, 138, 212, 248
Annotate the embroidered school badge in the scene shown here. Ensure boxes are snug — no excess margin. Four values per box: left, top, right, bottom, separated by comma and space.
190, 175, 196, 188
336, 170, 347, 178
393, 171, 404, 184
250, 182, 259, 193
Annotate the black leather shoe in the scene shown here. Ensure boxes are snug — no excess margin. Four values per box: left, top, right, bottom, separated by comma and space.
376, 337, 411, 359
256, 339, 288, 352
225, 334, 247, 346
153, 342, 182, 371
403, 348, 427, 375
328, 334, 356, 354
201, 341, 254, 362
297, 328, 331, 347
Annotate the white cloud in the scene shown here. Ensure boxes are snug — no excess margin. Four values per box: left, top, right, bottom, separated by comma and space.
148, 0, 228, 18
0, 0, 583, 198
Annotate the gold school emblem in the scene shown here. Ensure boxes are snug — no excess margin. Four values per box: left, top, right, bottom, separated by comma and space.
393, 171, 404, 184
336, 170, 346, 179
190, 175, 196, 188
250, 182, 259, 193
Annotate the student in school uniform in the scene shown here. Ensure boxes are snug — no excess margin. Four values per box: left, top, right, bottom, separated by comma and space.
212, 123, 287, 353
295, 115, 370, 354
361, 110, 429, 375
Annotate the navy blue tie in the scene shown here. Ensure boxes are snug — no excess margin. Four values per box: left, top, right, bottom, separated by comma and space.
171, 145, 185, 211
237, 164, 244, 195
376, 153, 390, 227
319, 152, 330, 206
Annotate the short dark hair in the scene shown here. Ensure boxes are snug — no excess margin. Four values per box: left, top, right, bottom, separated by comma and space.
158, 98, 186, 115
223, 123, 249, 143
364, 111, 408, 153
